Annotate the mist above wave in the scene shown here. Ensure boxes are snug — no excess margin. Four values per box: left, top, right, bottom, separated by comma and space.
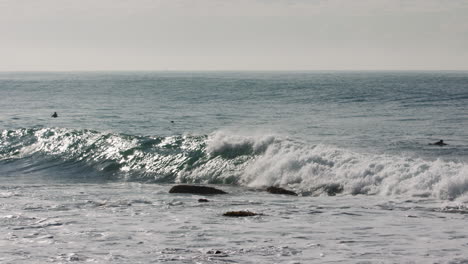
1, 127, 467, 202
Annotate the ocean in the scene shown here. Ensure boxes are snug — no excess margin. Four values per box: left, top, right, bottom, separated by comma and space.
0, 71, 467, 263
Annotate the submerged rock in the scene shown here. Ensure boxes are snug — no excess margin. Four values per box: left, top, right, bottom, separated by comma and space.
169, 185, 227, 195
206, 250, 222, 254
266, 186, 298, 196
324, 183, 343, 196
316, 183, 343, 196
223, 211, 260, 217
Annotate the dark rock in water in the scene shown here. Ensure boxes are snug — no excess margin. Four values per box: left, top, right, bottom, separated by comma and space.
223, 211, 260, 217
207, 250, 222, 254
169, 185, 227, 195
309, 183, 344, 196
266, 186, 297, 196
198, 198, 209, 203
429, 140, 447, 146
321, 183, 343, 196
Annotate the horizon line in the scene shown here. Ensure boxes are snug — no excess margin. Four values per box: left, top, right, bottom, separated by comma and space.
1, 69, 468, 73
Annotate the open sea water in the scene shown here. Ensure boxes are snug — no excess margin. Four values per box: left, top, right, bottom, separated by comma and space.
0, 71, 467, 263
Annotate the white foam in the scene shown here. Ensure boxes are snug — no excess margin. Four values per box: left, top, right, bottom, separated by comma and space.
206, 130, 276, 157
201, 131, 468, 201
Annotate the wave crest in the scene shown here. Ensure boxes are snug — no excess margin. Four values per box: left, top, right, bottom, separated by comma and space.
1, 127, 467, 202
206, 131, 276, 158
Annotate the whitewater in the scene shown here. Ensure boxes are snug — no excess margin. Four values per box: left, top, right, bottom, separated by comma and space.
1, 71, 467, 263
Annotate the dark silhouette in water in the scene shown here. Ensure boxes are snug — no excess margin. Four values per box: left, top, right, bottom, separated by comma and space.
223, 211, 260, 217
169, 185, 227, 195
430, 140, 447, 146
266, 186, 297, 196
51, 112, 58, 118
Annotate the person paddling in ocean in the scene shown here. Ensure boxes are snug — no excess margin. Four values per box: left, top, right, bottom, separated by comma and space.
51, 112, 58, 118
430, 140, 447, 146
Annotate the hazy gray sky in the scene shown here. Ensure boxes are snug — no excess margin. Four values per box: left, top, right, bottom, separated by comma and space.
1, 0, 468, 71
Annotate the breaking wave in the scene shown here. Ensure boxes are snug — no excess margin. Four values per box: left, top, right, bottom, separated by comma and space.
1, 127, 467, 201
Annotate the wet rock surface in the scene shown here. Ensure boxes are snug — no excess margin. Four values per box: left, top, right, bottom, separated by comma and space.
169, 185, 227, 195
266, 186, 297, 196
314, 183, 343, 196
223, 211, 260, 217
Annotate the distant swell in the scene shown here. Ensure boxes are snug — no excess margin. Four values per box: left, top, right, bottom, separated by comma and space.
1, 127, 467, 202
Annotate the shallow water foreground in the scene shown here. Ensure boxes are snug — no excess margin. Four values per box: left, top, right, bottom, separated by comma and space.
1, 183, 468, 264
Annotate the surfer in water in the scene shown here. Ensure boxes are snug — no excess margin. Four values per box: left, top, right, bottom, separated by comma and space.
430, 140, 447, 146
51, 112, 58, 118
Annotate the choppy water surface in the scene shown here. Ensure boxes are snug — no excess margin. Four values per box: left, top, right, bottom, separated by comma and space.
2, 183, 468, 263
0, 71, 467, 263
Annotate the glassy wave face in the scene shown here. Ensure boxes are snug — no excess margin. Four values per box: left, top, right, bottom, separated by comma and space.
0, 71, 467, 201
1, 127, 467, 201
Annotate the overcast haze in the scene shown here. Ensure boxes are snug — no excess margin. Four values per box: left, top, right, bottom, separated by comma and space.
1, 0, 468, 71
